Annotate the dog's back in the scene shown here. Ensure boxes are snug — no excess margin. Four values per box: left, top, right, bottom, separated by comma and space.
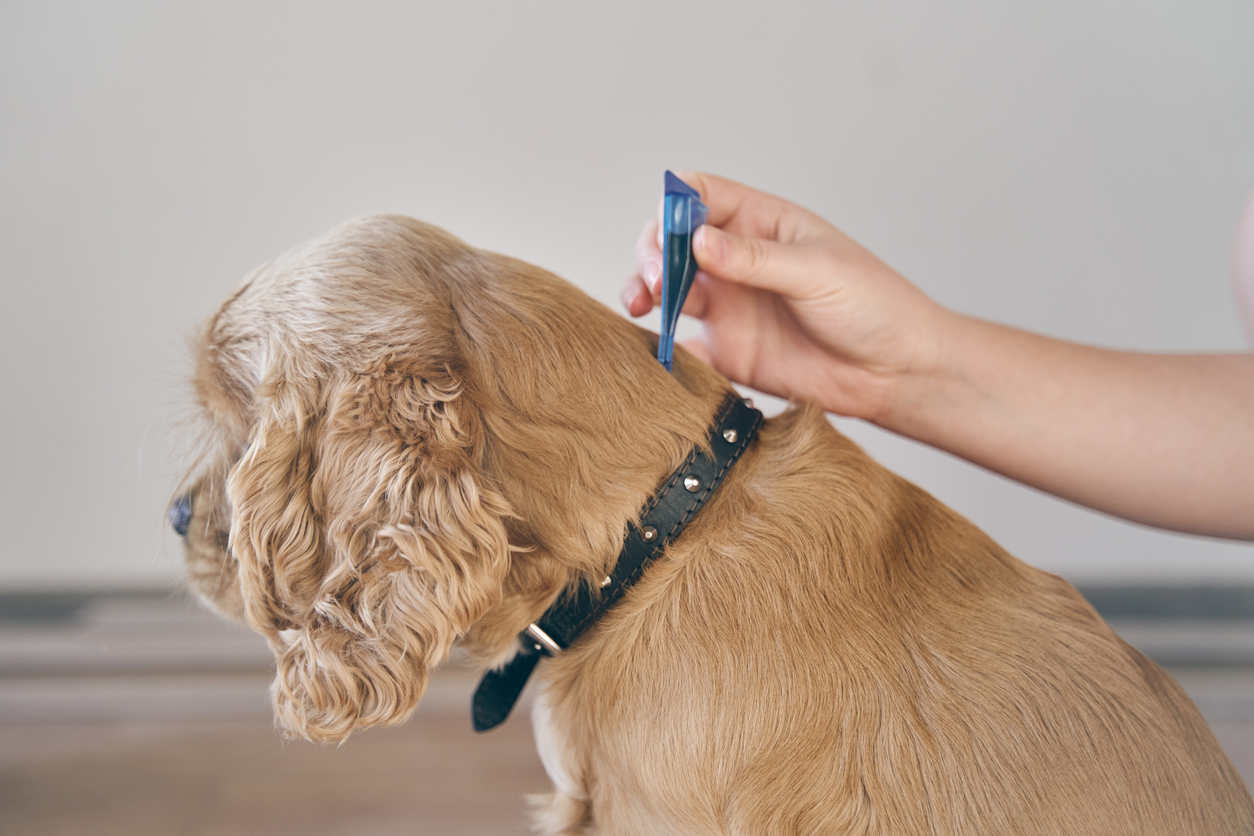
534, 405, 1254, 835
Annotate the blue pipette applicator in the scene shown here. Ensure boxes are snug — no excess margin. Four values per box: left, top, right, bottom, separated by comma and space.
657, 171, 709, 372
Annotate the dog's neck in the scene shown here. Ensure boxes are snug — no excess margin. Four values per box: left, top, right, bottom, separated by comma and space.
471, 392, 764, 730
449, 282, 736, 668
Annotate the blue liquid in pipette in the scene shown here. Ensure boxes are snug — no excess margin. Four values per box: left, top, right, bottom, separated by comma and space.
658, 172, 707, 372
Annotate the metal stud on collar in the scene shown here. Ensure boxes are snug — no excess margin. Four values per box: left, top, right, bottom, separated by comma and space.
684, 475, 701, 492
642, 525, 658, 542
722, 428, 738, 444
600, 575, 612, 588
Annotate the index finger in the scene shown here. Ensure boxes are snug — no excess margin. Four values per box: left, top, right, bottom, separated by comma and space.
673, 171, 826, 245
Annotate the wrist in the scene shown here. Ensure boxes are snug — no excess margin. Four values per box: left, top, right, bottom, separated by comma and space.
871, 304, 971, 439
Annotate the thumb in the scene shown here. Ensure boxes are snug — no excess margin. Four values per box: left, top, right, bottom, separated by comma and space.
693, 224, 825, 300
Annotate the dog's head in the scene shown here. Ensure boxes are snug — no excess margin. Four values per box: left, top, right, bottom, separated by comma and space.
173, 215, 726, 741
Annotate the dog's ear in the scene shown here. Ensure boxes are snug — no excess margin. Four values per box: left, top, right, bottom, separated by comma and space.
227, 352, 512, 741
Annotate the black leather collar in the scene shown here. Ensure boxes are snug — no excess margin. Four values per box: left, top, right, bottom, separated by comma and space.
471, 393, 764, 731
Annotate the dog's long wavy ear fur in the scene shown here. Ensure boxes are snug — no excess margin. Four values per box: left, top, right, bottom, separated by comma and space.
226, 350, 512, 742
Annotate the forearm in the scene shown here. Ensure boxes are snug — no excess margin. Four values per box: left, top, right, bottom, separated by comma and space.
881, 312, 1254, 540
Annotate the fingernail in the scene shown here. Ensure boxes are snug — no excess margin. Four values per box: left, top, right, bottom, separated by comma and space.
645, 260, 661, 291
695, 225, 710, 246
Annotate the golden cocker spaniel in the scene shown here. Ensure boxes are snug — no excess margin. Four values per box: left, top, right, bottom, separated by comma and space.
173, 215, 1253, 835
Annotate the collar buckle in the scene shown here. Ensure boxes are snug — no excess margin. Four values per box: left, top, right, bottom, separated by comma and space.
524, 623, 563, 656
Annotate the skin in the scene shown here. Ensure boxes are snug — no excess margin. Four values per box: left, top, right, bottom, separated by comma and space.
623, 172, 1254, 541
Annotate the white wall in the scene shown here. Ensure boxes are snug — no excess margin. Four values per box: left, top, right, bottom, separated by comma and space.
1, 0, 1251, 590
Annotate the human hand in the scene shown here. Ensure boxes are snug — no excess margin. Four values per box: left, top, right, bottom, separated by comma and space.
622, 172, 949, 423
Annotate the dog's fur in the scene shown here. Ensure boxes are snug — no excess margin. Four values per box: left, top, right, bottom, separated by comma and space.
176, 215, 1253, 835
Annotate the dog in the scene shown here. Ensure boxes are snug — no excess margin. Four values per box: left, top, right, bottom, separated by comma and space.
173, 214, 1254, 835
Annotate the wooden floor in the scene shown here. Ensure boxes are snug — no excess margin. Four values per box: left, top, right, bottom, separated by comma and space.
0, 593, 550, 835
1, 590, 1251, 835
0, 711, 548, 836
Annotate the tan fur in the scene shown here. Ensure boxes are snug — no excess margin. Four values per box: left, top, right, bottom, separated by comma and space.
175, 215, 1254, 834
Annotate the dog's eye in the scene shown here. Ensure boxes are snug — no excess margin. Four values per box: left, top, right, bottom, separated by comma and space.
168, 493, 193, 537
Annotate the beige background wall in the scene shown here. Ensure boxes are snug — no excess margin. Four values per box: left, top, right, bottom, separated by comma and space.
1, 0, 1251, 589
